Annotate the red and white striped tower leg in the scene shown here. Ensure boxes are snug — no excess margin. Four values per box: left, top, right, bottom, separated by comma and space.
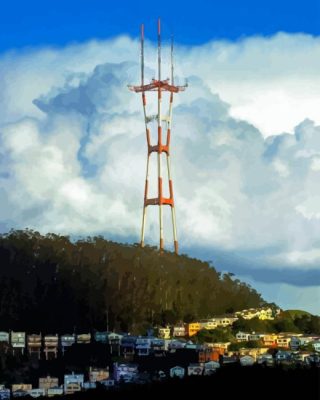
140, 23, 149, 248
157, 18, 164, 252
166, 35, 178, 254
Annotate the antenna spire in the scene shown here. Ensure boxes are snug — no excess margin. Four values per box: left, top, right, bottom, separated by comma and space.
171, 35, 174, 85
158, 18, 161, 82
141, 24, 144, 86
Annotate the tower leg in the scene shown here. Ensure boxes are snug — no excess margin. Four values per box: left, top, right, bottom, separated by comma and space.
157, 18, 164, 253
141, 154, 150, 247
166, 153, 178, 254
171, 206, 178, 254
158, 152, 164, 252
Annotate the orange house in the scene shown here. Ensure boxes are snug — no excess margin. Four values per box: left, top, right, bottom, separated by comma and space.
199, 349, 220, 363
262, 334, 278, 347
186, 323, 201, 337
210, 342, 230, 355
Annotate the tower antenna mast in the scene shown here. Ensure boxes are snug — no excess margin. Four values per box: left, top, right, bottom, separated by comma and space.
129, 19, 187, 254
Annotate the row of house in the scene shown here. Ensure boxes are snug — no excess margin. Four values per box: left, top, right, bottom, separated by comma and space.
0, 368, 112, 399
0, 332, 118, 358
0, 307, 280, 356
235, 331, 320, 350
1, 337, 319, 399
0, 360, 222, 399
5, 348, 319, 399
234, 307, 280, 320
1, 327, 319, 359
158, 307, 281, 339
0, 331, 204, 359
159, 315, 239, 339
0, 360, 218, 399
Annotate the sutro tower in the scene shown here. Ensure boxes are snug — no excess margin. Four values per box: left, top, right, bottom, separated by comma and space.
129, 18, 187, 254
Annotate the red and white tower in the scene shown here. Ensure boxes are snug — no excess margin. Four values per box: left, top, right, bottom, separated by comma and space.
129, 19, 187, 254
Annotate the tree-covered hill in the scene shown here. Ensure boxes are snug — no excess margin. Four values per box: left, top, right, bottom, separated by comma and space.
0, 230, 266, 334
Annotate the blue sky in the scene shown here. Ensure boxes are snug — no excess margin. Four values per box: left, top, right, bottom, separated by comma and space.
0, 0, 319, 50
0, 0, 319, 314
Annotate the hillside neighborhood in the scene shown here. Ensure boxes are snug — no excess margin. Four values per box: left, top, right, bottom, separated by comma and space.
0, 306, 319, 399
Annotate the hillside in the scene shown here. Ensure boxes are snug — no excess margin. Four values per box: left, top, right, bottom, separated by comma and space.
284, 310, 312, 318
0, 230, 266, 334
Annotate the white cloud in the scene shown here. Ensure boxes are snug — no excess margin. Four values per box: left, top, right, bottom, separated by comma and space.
0, 33, 320, 298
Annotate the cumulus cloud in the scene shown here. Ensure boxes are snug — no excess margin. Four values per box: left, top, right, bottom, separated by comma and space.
0, 33, 319, 311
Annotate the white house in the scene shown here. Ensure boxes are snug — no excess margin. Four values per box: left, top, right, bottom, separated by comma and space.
135, 337, 152, 356
173, 326, 186, 337
10, 332, 26, 354
290, 337, 301, 350
120, 336, 137, 357
12, 390, 28, 398
187, 364, 203, 376
113, 363, 138, 382
0, 332, 9, 343
47, 387, 63, 397
170, 366, 185, 379
0, 388, 10, 400
203, 361, 220, 375
257, 353, 274, 366
275, 351, 292, 363
107, 333, 122, 355
236, 331, 250, 342
312, 341, 320, 352
83, 382, 96, 390
107, 332, 123, 344
100, 379, 115, 388
151, 338, 165, 354
64, 373, 84, 394
44, 335, 59, 360
60, 334, 76, 353
168, 340, 186, 351
248, 333, 264, 342
26, 389, 46, 398
239, 355, 255, 366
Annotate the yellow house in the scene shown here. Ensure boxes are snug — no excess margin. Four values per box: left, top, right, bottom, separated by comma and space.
64, 383, 81, 395
12, 384, 32, 393
235, 307, 276, 320
257, 308, 274, 320
213, 316, 238, 326
158, 327, 171, 339
39, 376, 59, 392
239, 347, 268, 361
200, 320, 218, 330
187, 323, 201, 337
276, 337, 291, 349
89, 367, 109, 382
